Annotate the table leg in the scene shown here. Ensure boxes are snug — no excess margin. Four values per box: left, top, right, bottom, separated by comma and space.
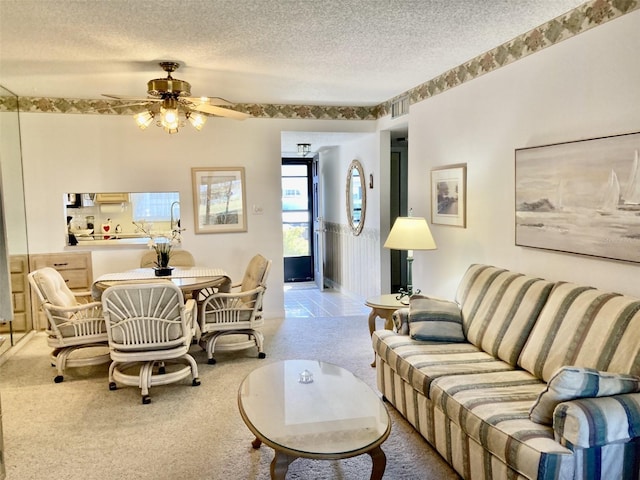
368, 308, 379, 367
368, 308, 378, 338
251, 437, 262, 449
270, 451, 296, 480
368, 445, 387, 480
369, 307, 395, 367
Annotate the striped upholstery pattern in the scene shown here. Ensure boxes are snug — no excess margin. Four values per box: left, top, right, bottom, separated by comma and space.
554, 393, 640, 449
430, 370, 574, 480
518, 283, 640, 382
409, 295, 465, 342
376, 354, 640, 480
455, 264, 554, 366
570, 440, 640, 480
372, 265, 640, 480
373, 329, 515, 398
530, 367, 640, 425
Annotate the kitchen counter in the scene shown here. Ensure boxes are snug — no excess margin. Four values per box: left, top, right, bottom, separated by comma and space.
73, 235, 150, 246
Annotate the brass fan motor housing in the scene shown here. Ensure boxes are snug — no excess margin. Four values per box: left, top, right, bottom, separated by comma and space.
147, 62, 191, 98
147, 78, 191, 98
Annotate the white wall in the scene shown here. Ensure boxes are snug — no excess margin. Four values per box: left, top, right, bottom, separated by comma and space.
320, 133, 382, 299
18, 112, 376, 317
13, 10, 639, 317
404, 10, 640, 298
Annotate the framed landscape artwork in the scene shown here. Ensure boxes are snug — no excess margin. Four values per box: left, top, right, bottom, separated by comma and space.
431, 164, 467, 227
515, 131, 640, 263
191, 167, 247, 234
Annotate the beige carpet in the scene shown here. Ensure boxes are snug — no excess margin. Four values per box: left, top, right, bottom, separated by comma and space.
0, 316, 459, 480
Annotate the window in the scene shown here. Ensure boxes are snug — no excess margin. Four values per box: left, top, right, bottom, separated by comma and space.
131, 192, 179, 222
282, 163, 311, 257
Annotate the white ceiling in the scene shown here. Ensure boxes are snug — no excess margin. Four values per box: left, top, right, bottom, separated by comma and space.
0, 0, 586, 106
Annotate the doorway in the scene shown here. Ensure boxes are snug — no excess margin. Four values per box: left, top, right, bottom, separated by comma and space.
390, 134, 409, 293
282, 158, 314, 282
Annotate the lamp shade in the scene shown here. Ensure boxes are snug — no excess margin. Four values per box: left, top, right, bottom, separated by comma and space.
384, 216, 437, 251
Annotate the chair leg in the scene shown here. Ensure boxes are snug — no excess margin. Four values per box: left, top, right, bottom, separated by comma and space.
183, 353, 200, 386
50, 344, 110, 383
254, 331, 266, 359
206, 335, 217, 364
108, 361, 118, 390
139, 362, 154, 404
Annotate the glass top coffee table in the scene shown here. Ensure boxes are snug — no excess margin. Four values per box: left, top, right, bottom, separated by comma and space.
238, 359, 391, 479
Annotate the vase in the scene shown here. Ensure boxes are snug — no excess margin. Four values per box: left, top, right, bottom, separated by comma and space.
154, 266, 174, 277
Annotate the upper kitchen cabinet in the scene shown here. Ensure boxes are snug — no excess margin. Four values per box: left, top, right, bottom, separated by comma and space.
94, 193, 130, 203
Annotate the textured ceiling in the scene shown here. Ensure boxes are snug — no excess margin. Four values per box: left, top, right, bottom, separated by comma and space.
0, 0, 586, 106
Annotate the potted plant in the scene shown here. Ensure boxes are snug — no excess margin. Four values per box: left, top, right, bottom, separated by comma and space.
133, 221, 181, 276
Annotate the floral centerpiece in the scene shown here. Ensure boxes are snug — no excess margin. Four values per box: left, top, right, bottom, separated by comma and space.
133, 221, 182, 276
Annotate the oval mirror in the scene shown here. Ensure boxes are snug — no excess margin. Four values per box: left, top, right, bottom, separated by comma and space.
346, 159, 366, 235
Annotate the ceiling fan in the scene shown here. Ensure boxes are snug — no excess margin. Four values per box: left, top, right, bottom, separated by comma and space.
103, 61, 250, 134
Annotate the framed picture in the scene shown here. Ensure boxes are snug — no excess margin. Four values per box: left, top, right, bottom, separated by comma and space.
191, 167, 247, 234
431, 164, 467, 227
515, 131, 640, 263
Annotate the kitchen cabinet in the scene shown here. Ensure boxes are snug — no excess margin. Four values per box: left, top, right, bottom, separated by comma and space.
29, 252, 93, 330
95, 193, 129, 203
0, 255, 30, 334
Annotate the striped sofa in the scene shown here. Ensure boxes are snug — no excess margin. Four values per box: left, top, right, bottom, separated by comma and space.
372, 264, 640, 480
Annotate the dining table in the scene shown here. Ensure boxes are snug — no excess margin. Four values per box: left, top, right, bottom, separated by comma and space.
91, 266, 231, 301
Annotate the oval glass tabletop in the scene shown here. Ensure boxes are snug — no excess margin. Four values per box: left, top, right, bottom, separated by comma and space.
238, 359, 390, 457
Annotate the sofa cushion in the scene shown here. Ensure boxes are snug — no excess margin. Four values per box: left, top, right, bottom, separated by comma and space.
430, 370, 573, 480
372, 330, 516, 399
518, 282, 640, 382
529, 366, 640, 425
455, 264, 554, 366
409, 295, 465, 342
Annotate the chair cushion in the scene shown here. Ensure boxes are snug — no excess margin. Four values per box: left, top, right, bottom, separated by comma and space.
529, 366, 640, 425
241, 254, 268, 292
408, 295, 465, 342
34, 267, 77, 308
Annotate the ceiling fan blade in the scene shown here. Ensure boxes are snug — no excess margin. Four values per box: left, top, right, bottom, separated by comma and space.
102, 94, 162, 103
183, 96, 233, 107
96, 102, 152, 110
192, 103, 250, 120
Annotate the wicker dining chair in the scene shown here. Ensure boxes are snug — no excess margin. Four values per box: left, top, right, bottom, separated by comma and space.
28, 267, 110, 383
101, 282, 200, 404
198, 254, 271, 364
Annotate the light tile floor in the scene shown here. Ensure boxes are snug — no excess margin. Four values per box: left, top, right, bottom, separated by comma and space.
284, 282, 371, 318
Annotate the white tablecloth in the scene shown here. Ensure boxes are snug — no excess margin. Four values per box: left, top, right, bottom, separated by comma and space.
95, 267, 228, 282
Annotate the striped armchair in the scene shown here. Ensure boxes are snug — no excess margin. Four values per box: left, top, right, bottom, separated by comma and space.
373, 264, 640, 480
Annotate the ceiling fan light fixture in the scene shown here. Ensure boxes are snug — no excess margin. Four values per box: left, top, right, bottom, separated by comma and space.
187, 111, 207, 131
297, 143, 311, 156
134, 110, 154, 130
160, 106, 179, 130
116, 62, 248, 134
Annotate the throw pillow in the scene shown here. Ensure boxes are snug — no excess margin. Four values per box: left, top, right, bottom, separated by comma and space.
408, 295, 465, 342
529, 366, 640, 425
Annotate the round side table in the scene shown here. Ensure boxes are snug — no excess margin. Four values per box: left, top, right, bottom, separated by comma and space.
365, 294, 406, 367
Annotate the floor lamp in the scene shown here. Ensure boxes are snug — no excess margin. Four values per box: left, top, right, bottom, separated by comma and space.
383, 215, 437, 302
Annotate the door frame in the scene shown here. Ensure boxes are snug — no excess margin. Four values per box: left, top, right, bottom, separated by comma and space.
282, 157, 314, 282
